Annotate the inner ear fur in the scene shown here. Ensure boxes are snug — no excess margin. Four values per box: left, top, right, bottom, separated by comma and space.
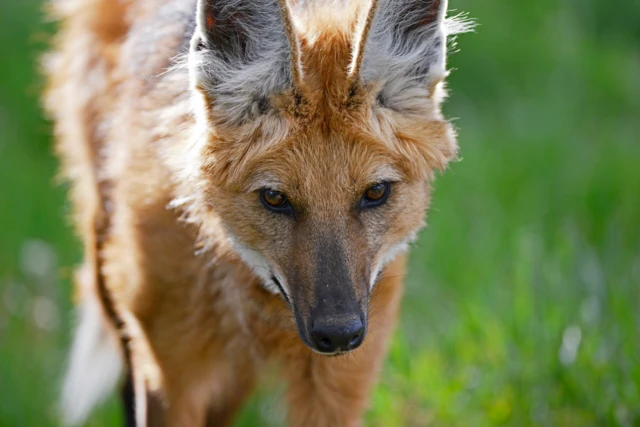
351, 0, 471, 105
189, 0, 301, 124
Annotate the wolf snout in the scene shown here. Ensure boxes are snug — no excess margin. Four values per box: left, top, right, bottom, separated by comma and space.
310, 313, 365, 354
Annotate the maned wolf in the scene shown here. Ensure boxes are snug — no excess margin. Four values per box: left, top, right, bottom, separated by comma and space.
44, 0, 470, 425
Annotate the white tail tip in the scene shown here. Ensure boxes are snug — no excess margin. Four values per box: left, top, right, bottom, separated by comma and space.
60, 296, 123, 426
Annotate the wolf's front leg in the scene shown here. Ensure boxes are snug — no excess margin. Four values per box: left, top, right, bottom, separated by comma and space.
282, 257, 405, 427
124, 313, 210, 427
123, 307, 258, 427
102, 195, 260, 427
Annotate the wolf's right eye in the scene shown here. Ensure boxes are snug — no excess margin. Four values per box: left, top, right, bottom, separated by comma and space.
259, 189, 293, 215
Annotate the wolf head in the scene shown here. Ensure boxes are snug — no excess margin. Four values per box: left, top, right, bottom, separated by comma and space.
183, 0, 470, 354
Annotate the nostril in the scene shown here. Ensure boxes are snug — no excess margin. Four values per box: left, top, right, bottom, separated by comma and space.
347, 321, 365, 349
349, 333, 361, 348
312, 332, 334, 352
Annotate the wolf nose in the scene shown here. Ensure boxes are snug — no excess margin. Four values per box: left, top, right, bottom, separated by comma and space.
310, 315, 365, 353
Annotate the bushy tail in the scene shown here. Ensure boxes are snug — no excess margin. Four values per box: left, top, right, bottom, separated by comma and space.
61, 289, 123, 426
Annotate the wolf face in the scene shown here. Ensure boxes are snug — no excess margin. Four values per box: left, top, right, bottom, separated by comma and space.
184, 0, 469, 354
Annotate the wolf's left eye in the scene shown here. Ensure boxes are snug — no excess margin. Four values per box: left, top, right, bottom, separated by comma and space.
260, 188, 293, 215
361, 182, 391, 209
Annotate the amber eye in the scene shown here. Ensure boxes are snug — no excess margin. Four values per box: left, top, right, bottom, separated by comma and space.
361, 182, 391, 209
262, 189, 285, 206
259, 188, 293, 215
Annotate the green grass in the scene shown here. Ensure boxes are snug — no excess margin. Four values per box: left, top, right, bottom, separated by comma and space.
1, 0, 639, 425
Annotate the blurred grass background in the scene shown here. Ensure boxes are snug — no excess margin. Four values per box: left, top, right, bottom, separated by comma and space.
1, 0, 639, 425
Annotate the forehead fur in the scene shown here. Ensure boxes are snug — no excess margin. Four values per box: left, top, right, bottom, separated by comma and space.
199, 95, 456, 194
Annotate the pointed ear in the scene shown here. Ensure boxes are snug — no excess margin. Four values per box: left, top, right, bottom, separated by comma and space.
351, 0, 471, 108
190, 0, 301, 124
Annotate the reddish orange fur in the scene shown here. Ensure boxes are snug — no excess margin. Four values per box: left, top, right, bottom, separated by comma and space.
45, 0, 460, 425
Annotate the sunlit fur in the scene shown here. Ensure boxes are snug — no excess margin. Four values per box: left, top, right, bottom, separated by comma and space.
44, 0, 470, 425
